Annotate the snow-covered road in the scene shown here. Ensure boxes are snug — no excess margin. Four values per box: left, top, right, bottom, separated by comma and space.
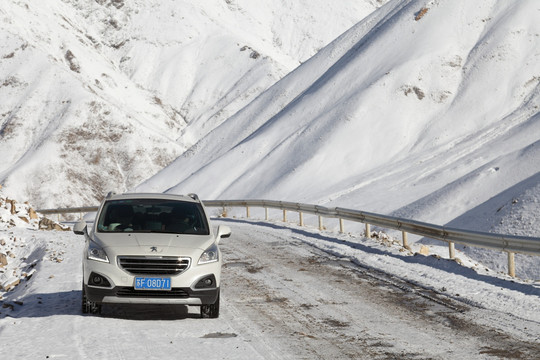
1, 219, 539, 359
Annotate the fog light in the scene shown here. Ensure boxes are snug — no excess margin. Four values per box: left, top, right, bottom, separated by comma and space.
88, 272, 111, 287
194, 275, 216, 289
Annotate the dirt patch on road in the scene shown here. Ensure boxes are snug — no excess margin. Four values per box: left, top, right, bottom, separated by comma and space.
219, 224, 540, 359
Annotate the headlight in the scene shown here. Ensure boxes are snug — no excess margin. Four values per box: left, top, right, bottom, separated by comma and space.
198, 243, 219, 264
87, 241, 109, 263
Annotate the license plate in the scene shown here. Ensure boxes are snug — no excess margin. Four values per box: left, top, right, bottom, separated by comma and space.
134, 277, 171, 291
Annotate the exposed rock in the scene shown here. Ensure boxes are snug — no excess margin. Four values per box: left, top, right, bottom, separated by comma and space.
65, 50, 81, 73
2, 278, 20, 291
419, 245, 430, 255
28, 207, 39, 220
415, 7, 429, 21
403, 85, 425, 100
0, 253, 7, 267
39, 217, 69, 231
111, 0, 125, 9
6, 199, 16, 215
22, 269, 36, 279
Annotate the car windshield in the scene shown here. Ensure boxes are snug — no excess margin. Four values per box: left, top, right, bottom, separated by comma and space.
96, 199, 210, 235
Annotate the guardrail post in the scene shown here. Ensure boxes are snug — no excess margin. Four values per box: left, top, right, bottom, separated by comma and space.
265, 207, 269, 221
339, 218, 344, 233
448, 242, 455, 259
508, 252, 515, 277
37, 201, 540, 278
283, 210, 287, 223
402, 231, 408, 248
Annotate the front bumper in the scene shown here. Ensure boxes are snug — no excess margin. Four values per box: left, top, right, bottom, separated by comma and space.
83, 249, 222, 306
85, 284, 219, 305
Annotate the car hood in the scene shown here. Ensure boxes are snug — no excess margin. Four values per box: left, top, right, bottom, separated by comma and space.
92, 232, 215, 254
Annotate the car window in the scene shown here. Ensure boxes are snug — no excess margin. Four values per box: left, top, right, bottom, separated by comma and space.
96, 199, 210, 235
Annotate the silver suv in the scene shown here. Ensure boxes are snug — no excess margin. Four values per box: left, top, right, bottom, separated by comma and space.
73, 192, 231, 318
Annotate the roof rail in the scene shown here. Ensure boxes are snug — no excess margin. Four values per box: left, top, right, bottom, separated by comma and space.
188, 193, 200, 202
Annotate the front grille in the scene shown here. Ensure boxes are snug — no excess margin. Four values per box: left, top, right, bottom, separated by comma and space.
118, 256, 190, 275
116, 287, 190, 298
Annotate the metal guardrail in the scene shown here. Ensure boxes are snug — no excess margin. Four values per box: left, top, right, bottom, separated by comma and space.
38, 206, 99, 215
37, 199, 540, 277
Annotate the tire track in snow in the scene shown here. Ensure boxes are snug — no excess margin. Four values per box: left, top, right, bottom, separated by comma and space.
219, 220, 540, 359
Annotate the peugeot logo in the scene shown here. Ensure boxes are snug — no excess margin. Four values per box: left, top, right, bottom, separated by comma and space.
150, 246, 158, 252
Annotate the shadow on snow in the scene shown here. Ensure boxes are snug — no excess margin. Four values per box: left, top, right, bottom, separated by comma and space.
0, 290, 201, 320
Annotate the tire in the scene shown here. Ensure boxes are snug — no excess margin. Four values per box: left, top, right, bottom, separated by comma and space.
82, 286, 102, 315
200, 291, 220, 319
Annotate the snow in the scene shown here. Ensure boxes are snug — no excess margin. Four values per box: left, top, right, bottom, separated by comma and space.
135, 0, 540, 279
0, 194, 539, 357
1, 0, 540, 355
2, 0, 538, 276
0, 0, 384, 208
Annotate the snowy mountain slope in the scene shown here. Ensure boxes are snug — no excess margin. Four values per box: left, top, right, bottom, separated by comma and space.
0, 0, 384, 209
136, 0, 540, 277
116, 0, 389, 145
0, 0, 186, 208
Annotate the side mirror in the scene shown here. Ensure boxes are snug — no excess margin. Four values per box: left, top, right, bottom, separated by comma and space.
216, 225, 231, 243
73, 220, 88, 235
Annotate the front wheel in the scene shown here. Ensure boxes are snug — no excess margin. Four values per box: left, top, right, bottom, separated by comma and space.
200, 291, 220, 318
82, 286, 102, 315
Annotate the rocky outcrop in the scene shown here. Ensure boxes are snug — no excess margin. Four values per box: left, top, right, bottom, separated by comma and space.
0, 191, 64, 297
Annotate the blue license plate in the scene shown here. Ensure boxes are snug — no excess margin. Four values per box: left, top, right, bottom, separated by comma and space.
134, 277, 171, 290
